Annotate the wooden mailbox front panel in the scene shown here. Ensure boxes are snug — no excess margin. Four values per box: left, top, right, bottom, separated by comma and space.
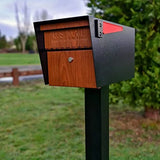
47, 50, 96, 88
39, 18, 97, 88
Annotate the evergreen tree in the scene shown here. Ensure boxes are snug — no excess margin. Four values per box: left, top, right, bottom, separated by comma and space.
87, 0, 160, 109
0, 31, 7, 49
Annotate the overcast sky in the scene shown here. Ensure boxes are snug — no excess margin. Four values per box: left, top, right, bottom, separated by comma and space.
0, 0, 89, 40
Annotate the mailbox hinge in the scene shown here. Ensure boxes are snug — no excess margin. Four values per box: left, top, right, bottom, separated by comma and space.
95, 19, 103, 38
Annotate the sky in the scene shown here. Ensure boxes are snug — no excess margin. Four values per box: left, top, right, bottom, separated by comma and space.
0, 0, 89, 40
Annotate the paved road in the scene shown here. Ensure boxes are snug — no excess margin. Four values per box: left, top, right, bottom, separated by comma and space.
0, 65, 42, 73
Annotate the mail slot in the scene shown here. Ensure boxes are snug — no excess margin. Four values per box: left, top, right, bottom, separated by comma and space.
34, 15, 135, 88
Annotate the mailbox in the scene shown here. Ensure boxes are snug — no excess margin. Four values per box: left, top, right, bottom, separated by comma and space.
34, 15, 135, 160
34, 15, 135, 88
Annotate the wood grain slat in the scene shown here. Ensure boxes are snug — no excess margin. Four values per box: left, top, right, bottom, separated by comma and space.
44, 27, 92, 50
0, 72, 12, 78
40, 19, 89, 31
47, 50, 97, 88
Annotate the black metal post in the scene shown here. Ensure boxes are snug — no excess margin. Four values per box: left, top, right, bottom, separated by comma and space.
85, 85, 109, 160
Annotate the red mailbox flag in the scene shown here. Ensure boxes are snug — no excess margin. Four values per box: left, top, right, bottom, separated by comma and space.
103, 22, 123, 34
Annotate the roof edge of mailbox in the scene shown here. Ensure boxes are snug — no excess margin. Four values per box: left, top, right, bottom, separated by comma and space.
34, 21, 49, 84
34, 15, 135, 88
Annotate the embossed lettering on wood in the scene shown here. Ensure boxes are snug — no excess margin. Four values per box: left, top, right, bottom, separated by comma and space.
47, 50, 97, 88
44, 27, 92, 50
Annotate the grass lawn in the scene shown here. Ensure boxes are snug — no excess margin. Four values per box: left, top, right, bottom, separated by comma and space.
0, 53, 40, 66
0, 81, 160, 160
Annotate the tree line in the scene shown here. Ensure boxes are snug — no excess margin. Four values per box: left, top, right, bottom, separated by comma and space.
0, 2, 51, 53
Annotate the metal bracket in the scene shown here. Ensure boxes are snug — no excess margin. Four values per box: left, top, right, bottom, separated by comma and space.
95, 19, 103, 38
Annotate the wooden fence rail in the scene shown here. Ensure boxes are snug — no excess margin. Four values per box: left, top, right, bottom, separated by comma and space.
0, 68, 42, 86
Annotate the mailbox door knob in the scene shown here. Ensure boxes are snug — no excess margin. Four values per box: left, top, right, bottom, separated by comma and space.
68, 57, 74, 63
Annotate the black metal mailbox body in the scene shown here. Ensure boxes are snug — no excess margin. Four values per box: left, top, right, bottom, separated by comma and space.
34, 15, 135, 88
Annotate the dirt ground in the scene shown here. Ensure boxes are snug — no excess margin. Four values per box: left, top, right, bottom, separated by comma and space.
110, 108, 160, 146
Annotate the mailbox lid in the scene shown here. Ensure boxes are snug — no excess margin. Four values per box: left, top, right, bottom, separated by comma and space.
47, 50, 97, 88
39, 16, 92, 51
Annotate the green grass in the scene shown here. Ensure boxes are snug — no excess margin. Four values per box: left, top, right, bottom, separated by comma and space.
0, 81, 160, 160
0, 53, 40, 66
110, 144, 160, 160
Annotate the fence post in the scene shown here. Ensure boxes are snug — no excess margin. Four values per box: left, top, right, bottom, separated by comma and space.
12, 68, 19, 86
